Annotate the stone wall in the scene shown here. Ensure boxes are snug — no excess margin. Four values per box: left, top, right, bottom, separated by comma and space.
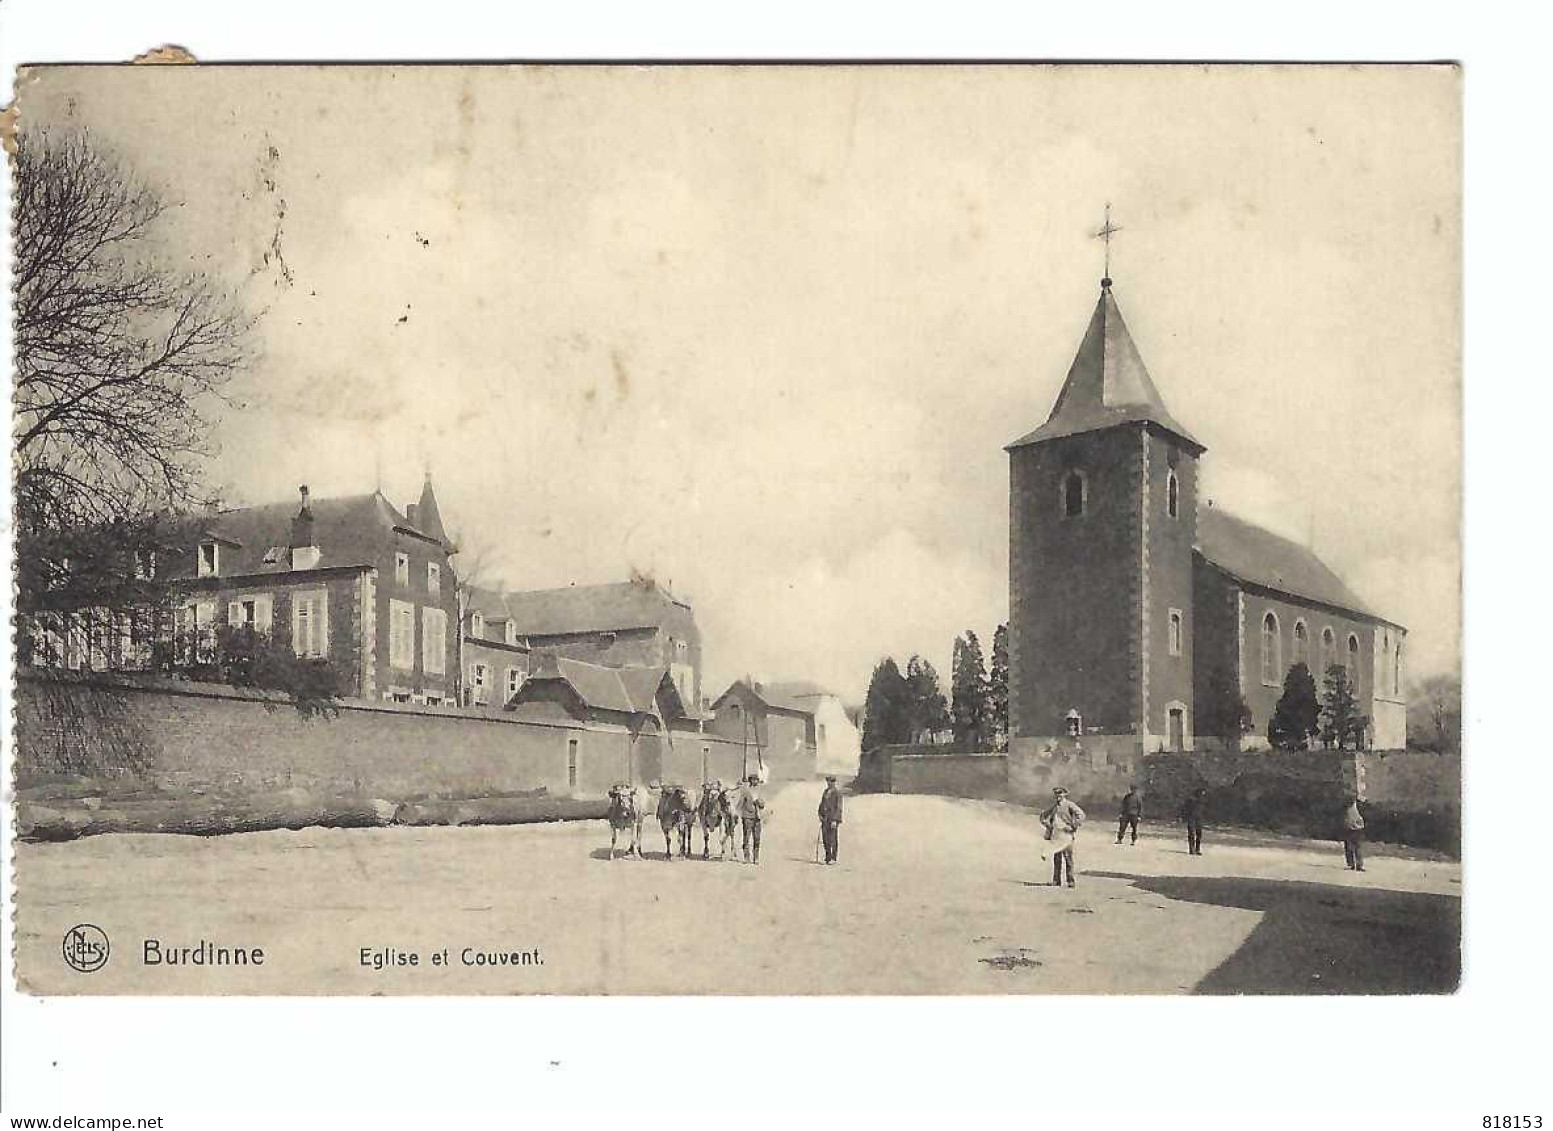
881, 738, 1460, 855
889, 753, 1008, 799
1008, 426, 1145, 743
12, 672, 741, 802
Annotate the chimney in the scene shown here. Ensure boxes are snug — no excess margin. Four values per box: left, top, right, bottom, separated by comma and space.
406, 503, 419, 526
290, 485, 321, 570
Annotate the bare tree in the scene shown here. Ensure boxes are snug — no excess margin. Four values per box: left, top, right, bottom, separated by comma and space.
445, 525, 504, 705
11, 130, 251, 629
12, 131, 249, 537
1407, 673, 1462, 753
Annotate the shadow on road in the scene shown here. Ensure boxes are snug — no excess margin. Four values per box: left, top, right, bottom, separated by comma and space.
589, 846, 740, 863
1088, 870, 1460, 995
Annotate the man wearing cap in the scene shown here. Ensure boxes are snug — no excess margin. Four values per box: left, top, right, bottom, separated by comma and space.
1040, 786, 1086, 888
817, 774, 844, 864
735, 773, 767, 865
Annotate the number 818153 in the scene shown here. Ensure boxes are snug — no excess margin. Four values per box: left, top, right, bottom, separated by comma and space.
1484, 1119, 1542, 1128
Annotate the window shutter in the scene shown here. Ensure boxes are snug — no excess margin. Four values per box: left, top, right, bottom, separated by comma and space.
229, 601, 243, 627
316, 594, 328, 657
294, 598, 309, 657
422, 607, 445, 675
255, 595, 273, 634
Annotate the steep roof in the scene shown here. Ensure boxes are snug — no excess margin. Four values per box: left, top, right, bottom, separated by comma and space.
465, 585, 516, 621
1197, 507, 1396, 626
500, 579, 693, 637
165, 492, 422, 579
515, 655, 692, 717
1007, 283, 1202, 451
410, 475, 450, 546
713, 679, 825, 717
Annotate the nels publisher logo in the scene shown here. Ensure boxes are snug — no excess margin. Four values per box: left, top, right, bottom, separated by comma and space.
62, 923, 110, 973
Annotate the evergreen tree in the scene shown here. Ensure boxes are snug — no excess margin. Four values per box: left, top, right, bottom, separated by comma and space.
1267, 662, 1320, 750
861, 657, 911, 750
988, 623, 1010, 751
1200, 664, 1254, 746
1319, 664, 1369, 750
950, 630, 991, 749
904, 655, 950, 743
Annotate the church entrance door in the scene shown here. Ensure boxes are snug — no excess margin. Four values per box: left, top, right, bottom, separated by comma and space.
1168, 708, 1186, 752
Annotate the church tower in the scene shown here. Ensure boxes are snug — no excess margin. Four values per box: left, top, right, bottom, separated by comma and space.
1006, 276, 1204, 760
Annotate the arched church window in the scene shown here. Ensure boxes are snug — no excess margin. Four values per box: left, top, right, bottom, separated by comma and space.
1167, 470, 1180, 519
1293, 620, 1308, 668
1062, 471, 1086, 518
1321, 627, 1336, 677
1348, 634, 1361, 693
1168, 609, 1183, 656
1261, 612, 1281, 686
1393, 640, 1403, 697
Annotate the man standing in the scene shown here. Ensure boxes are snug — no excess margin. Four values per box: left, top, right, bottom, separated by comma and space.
1181, 787, 1207, 855
1342, 795, 1366, 872
736, 773, 766, 865
1040, 786, 1086, 888
1116, 784, 1143, 845
817, 774, 844, 864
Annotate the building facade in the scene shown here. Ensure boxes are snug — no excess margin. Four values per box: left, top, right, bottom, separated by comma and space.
706, 680, 821, 781
32, 478, 463, 706
461, 586, 533, 707
508, 655, 745, 789
1007, 278, 1406, 759
497, 576, 702, 708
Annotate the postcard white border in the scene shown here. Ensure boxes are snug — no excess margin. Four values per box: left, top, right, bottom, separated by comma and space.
1, 0, 1546, 1119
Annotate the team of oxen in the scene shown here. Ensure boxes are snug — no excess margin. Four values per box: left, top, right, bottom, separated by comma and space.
605, 777, 764, 862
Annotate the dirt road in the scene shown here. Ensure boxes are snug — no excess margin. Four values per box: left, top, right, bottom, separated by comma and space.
15, 781, 1460, 994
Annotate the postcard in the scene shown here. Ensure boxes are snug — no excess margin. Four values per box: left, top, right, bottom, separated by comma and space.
9, 62, 1461, 995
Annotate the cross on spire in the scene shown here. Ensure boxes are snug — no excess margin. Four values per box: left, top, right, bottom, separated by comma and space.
1094, 202, 1122, 288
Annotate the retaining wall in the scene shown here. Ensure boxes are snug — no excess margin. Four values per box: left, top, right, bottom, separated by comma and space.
876, 740, 1460, 855
12, 672, 741, 802
889, 753, 1008, 800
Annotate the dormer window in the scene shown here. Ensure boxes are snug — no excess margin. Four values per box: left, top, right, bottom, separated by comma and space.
395, 552, 410, 587
198, 542, 219, 577
261, 546, 285, 566
504, 621, 518, 646
427, 562, 440, 595
135, 549, 156, 580
1065, 709, 1084, 738
471, 612, 484, 638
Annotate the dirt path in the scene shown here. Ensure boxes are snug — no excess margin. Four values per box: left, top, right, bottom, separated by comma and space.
14, 782, 1460, 995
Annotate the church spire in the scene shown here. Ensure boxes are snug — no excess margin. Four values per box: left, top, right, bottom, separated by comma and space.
1006, 277, 1203, 453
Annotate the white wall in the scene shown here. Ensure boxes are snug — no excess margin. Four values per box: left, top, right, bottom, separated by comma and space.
812, 695, 862, 776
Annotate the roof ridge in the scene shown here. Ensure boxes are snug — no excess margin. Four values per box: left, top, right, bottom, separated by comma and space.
1196, 505, 1392, 624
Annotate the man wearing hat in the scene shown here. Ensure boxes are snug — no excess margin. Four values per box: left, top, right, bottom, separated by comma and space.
735, 773, 767, 864
1040, 786, 1086, 888
817, 774, 844, 864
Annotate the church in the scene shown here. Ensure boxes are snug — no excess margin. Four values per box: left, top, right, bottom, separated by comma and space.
1006, 273, 1407, 759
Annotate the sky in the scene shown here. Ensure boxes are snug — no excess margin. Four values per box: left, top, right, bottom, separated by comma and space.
14, 64, 1461, 703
